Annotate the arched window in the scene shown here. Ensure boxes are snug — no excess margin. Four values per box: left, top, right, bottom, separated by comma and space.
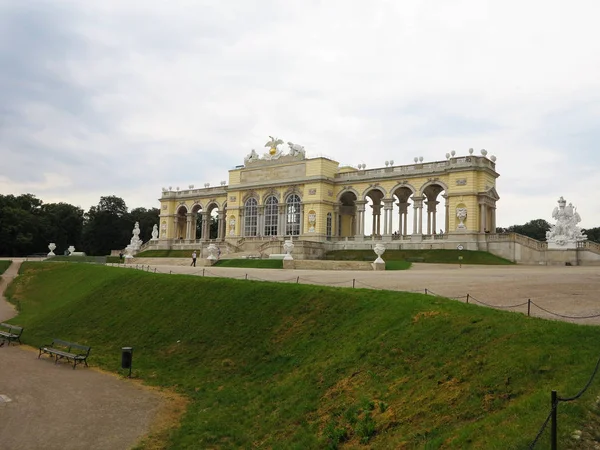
286, 194, 301, 235
244, 198, 258, 236
326, 212, 332, 238
264, 196, 279, 236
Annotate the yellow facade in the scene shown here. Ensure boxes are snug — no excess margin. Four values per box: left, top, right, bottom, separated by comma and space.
157, 151, 499, 245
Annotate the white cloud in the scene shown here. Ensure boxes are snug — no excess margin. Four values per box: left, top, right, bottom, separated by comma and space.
1, 0, 600, 228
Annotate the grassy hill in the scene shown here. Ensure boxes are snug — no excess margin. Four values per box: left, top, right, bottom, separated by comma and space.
5, 263, 599, 449
326, 249, 514, 265
0, 260, 11, 275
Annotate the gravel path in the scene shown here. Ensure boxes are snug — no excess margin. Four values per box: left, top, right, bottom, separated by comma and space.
0, 259, 165, 450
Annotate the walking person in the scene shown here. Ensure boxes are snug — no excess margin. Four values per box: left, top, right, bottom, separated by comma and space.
191, 250, 197, 267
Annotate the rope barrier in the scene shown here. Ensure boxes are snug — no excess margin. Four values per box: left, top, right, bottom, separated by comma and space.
530, 301, 600, 320
558, 353, 600, 402
529, 402, 557, 449
469, 295, 530, 309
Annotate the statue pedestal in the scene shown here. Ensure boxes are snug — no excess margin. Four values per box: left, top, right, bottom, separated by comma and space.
372, 262, 385, 271
548, 241, 577, 250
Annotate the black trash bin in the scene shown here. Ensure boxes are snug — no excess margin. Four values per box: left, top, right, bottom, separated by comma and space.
121, 347, 133, 376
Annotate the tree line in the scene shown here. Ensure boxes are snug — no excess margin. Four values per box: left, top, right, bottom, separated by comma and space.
1, 193, 599, 256
0, 194, 159, 257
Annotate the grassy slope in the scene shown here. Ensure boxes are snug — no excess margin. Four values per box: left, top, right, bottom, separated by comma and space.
326, 249, 514, 265
6, 263, 599, 449
0, 260, 11, 275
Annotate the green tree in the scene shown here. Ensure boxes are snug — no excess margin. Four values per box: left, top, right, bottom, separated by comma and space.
39, 202, 84, 254
82, 196, 131, 256
582, 227, 600, 244
507, 219, 551, 241
0, 194, 44, 256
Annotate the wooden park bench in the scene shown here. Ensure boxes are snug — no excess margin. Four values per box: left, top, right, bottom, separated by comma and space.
38, 339, 91, 369
0, 323, 23, 345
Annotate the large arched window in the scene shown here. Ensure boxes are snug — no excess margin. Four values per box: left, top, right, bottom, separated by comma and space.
264, 196, 278, 236
286, 194, 301, 235
244, 198, 258, 236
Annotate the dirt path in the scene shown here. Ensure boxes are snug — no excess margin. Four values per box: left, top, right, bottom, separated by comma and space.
0, 259, 167, 450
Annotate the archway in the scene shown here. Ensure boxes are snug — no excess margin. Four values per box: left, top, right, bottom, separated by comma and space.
338, 191, 357, 237
206, 202, 220, 240
364, 188, 385, 237
175, 205, 187, 240
422, 183, 447, 235
391, 186, 414, 237
191, 204, 203, 240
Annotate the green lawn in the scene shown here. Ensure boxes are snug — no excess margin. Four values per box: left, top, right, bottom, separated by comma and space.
0, 260, 11, 275
135, 250, 192, 258
213, 259, 283, 269
326, 249, 514, 265
47, 255, 107, 263
5, 262, 599, 449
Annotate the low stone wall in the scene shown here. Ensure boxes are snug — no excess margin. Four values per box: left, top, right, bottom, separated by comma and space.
283, 260, 373, 270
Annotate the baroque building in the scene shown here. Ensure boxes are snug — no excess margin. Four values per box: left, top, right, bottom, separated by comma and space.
150, 140, 500, 257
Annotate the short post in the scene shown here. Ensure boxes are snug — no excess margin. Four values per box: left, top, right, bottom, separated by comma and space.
466, 293, 470, 304
296, 276, 299, 283
135, 265, 138, 270
121, 347, 133, 378
154, 268, 157, 273
245, 273, 248, 280
203, 268, 205, 277
528, 299, 531, 317
551, 390, 558, 450
425, 288, 428, 295
352, 279, 355, 288
458, 255, 463, 268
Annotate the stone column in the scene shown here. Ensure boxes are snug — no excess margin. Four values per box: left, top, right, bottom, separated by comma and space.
480, 203, 486, 233
277, 204, 285, 237
412, 202, 418, 235
173, 217, 179, 239
185, 214, 193, 240
202, 212, 210, 241
355, 201, 366, 238
239, 208, 244, 237
217, 211, 224, 240
491, 206, 497, 233
371, 203, 382, 236
333, 204, 340, 237
444, 195, 449, 233
383, 199, 393, 236
257, 205, 265, 237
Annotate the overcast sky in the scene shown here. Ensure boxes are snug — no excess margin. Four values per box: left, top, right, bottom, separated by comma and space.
1, 0, 599, 228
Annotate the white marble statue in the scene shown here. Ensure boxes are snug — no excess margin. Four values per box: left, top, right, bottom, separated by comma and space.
124, 244, 134, 259
130, 221, 142, 250
283, 238, 294, 260
456, 207, 467, 229
48, 243, 56, 257
244, 149, 260, 165
207, 243, 219, 261
546, 196, 587, 248
287, 142, 306, 158
151, 224, 159, 240
373, 243, 386, 263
